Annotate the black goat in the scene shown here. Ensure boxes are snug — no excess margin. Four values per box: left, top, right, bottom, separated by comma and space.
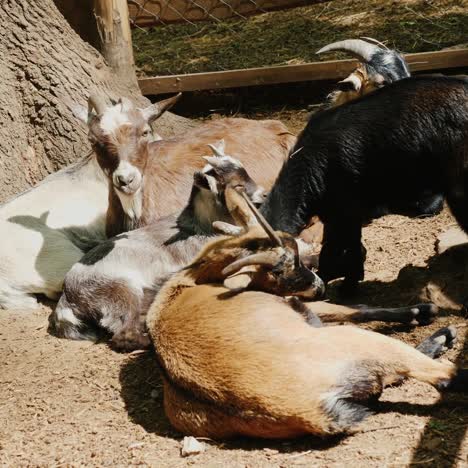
260, 75, 468, 291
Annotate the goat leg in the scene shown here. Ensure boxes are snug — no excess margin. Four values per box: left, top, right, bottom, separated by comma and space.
301, 302, 438, 325
318, 221, 365, 294
110, 291, 153, 353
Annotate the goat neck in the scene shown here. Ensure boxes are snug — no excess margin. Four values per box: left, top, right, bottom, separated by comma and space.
260, 144, 325, 236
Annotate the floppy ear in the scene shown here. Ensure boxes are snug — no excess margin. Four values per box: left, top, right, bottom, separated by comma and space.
224, 186, 258, 229
140, 93, 182, 124
223, 268, 253, 290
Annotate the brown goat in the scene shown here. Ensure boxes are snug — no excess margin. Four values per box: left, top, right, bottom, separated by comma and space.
84, 95, 294, 237
147, 193, 465, 440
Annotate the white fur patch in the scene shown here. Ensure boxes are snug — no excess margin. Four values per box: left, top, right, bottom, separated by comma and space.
112, 161, 142, 189
55, 305, 82, 327
100, 105, 131, 135
115, 187, 143, 220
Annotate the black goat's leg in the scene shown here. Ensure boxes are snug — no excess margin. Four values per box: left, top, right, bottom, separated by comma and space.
416, 326, 457, 358
302, 302, 438, 325
318, 221, 365, 294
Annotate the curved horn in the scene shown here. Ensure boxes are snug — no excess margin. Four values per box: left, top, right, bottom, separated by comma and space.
316, 39, 379, 62
222, 252, 280, 277
360, 37, 389, 50
88, 94, 107, 115
240, 191, 283, 247
208, 141, 225, 158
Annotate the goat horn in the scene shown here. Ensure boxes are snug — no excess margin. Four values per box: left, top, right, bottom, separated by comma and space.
222, 252, 280, 277
153, 92, 182, 116
360, 37, 389, 50
88, 93, 107, 115
316, 39, 379, 62
240, 191, 283, 247
208, 143, 225, 158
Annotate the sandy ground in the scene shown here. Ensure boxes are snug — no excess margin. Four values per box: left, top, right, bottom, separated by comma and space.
1, 201, 467, 467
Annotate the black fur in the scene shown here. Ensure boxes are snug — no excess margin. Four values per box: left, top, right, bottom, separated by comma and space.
261, 75, 468, 289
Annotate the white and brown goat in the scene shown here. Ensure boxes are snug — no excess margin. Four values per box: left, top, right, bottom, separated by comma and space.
147, 199, 466, 439
0, 94, 180, 310
84, 95, 295, 238
49, 144, 266, 351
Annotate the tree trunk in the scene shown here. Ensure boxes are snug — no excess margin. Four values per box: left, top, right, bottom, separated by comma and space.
0, 0, 194, 203
94, 0, 138, 89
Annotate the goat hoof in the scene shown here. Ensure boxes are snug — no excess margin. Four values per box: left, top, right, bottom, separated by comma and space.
110, 329, 151, 353
409, 303, 439, 325
416, 326, 457, 359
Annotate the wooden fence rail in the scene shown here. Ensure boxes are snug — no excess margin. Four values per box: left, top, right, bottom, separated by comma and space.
138, 48, 468, 95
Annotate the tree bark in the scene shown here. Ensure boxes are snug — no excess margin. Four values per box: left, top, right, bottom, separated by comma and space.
0, 0, 194, 203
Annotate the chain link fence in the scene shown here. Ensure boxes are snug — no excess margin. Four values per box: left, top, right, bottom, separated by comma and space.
127, 0, 325, 28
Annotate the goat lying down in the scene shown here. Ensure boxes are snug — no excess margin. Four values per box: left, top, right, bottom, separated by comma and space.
50, 147, 440, 351
147, 203, 466, 439
83, 95, 294, 238
0, 94, 180, 310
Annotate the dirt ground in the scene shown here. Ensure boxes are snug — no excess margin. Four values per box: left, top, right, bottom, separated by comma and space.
1, 206, 467, 467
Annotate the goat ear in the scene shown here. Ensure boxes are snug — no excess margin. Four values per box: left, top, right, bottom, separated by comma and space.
193, 171, 218, 193
212, 221, 244, 236
337, 73, 362, 92
141, 93, 182, 124
223, 269, 253, 290
193, 171, 209, 190
224, 186, 257, 229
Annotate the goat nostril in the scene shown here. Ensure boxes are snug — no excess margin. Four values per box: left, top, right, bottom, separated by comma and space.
116, 174, 135, 186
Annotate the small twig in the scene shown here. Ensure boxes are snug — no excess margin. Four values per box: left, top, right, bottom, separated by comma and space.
285, 450, 313, 459
357, 424, 400, 434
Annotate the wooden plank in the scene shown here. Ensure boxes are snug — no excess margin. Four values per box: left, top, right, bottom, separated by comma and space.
128, 0, 330, 27
138, 48, 468, 95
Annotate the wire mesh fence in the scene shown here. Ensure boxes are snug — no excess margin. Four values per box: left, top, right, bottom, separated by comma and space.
127, 0, 326, 28
127, 0, 467, 87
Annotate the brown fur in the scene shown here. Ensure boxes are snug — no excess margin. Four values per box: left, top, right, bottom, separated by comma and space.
96, 116, 295, 237
146, 227, 457, 440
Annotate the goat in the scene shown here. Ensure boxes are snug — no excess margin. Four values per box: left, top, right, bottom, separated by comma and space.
317, 37, 443, 218
147, 202, 467, 439
318, 37, 410, 107
0, 94, 179, 310
49, 144, 266, 351
259, 75, 468, 292
83, 95, 295, 238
